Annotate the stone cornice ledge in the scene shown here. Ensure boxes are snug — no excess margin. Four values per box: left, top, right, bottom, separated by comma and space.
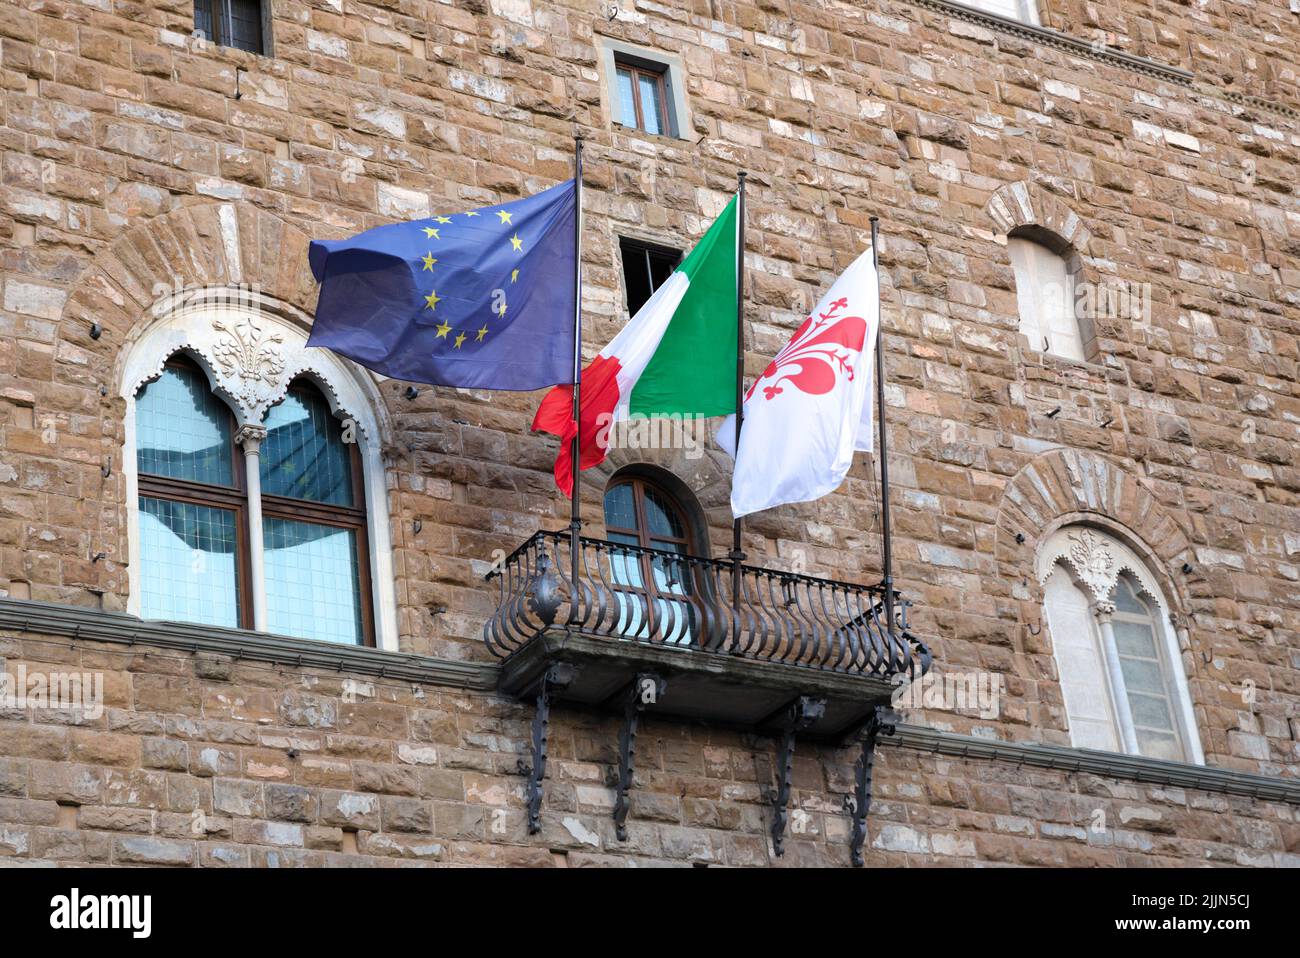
889, 723, 1300, 805
0, 598, 499, 691
4, 599, 1297, 806
903, 0, 1194, 85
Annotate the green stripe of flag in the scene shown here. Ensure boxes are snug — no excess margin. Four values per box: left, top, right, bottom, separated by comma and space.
628, 195, 738, 417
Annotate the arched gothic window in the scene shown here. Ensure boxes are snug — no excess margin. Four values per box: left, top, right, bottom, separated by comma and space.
121, 297, 397, 649
1038, 526, 1203, 763
134, 359, 373, 644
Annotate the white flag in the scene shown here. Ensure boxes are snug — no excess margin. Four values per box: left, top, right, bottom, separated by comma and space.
718, 248, 879, 518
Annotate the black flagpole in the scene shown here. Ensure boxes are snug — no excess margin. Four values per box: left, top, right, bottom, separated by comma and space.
569, 135, 585, 615
870, 216, 894, 636
730, 172, 747, 611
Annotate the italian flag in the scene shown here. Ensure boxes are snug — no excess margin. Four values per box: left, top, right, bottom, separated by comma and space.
533, 196, 738, 494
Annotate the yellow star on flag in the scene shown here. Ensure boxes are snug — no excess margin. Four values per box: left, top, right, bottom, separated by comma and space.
496, 210, 512, 225
421, 253, 437, 271
511, 269, 519, 283
496, 299, 508, 318
423, 227, 440, 239
425, 289, 441, 310
476, 324, 489, 342
510, 233, 523, 252
435, 320, 452, 338
435, 215, 452, 224
453, 331, 467, 349
464, 211, 479, 218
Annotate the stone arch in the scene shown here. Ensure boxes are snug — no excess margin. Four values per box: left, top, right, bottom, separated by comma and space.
584, 436, 736, 555
993, 448, 1205, 750
994, 448, 1193, 617
59, 202, 323, 369
983, 181, 1094, 253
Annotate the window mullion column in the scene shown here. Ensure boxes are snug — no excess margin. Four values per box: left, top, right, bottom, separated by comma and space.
236, 424, 268, 632
1092, 600, 1139, 754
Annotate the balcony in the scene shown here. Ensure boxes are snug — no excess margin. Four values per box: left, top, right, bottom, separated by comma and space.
483, 529, 932, 861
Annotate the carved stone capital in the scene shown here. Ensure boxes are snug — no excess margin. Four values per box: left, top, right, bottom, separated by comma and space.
234, 423, 267, 452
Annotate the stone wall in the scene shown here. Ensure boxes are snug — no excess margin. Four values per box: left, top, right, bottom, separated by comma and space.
1, 0, 1298, 865
1, 623, 1296, 866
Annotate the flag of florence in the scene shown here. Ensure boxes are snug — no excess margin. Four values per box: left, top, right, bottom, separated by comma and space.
718, 247, 880, 518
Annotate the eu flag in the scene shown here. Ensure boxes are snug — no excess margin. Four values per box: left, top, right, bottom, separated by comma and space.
308, 179, 577, 390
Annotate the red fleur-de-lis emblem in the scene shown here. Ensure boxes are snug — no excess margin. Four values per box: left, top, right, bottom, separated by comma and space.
747, 297, 867, 403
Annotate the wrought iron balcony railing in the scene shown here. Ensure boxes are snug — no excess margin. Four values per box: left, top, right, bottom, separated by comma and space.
483, 529, 933, 864
484, 529, 931, 679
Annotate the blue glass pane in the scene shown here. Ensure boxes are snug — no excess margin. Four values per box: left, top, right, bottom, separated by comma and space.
643, 486, 685, 539
603, 483, 636, 531
138, 496, 240, 628
606, 531, 643, 588
260, 387, 353, 506
1114, 620, 1157, 658
136, 364, 234, 486
1114, 575, 1147, 614
264, 518, 363, 645
194, 1, 214, 42
615, 68, 637, 127
226, 0, 263, 53
638, 73, 664, 135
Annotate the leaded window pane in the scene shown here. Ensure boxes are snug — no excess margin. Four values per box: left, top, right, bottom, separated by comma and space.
261, 387, 354, 506
264, 518, 362, 645
136, 364, 234, 486
138, 496, 240, 628
637, 73, 664, 134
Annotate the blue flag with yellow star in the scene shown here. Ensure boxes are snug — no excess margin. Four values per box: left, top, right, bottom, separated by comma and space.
307, 179, 577, 390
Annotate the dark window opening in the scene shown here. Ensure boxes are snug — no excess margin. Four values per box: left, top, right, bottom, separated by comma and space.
619, 237, 681, 316
194, 0, 269, 55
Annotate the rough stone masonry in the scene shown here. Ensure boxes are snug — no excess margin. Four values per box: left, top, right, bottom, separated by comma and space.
0, 0, 1297, 866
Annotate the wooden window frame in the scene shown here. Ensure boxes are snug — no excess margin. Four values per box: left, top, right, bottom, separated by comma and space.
259, 381, 375, 646
136, 357, 374, 646
136, 356, 253, 630
615, 60, 671, 136
604, 474, 696, 594
193, 0, 271, 56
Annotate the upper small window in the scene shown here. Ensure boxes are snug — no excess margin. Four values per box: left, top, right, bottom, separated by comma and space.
615, 60, 670, 136
194, 0, 269, 55
1008, 234, 1086, 362
619, 238, 680, 315
957, 0, 1040, 24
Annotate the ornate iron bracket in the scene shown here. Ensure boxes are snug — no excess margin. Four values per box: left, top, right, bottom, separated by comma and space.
847, 705, 899, 867
613, 673, 666, 841
520, 663, 578, 835
770, 695, 826, 857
